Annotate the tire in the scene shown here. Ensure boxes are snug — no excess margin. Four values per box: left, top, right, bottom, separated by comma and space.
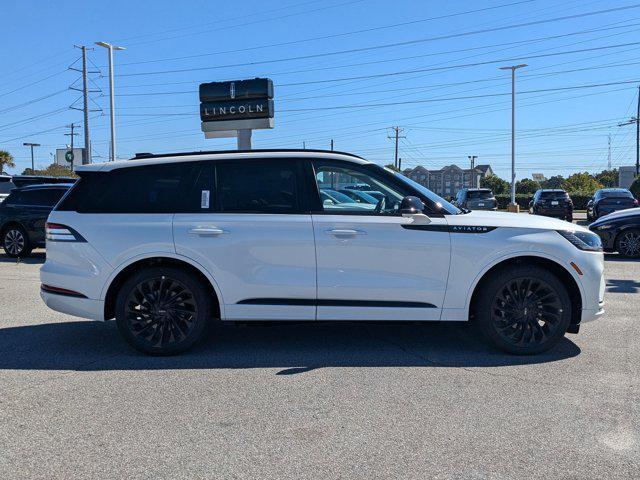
2, 225, 32, 258
115, 266, 212, 355
615, 229, 640, 258
474, 265, 572, 355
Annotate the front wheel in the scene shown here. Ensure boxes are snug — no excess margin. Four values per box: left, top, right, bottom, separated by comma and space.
616, 229, 640, 258
474, 265, 572, 355
115, 267, 211, 355
2, 226, 32, 258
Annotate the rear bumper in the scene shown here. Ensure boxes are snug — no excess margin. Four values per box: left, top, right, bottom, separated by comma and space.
40, 290, 104, 321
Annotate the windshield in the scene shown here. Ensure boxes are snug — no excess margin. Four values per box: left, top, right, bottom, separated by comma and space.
393, 172, 462, 214
468, 190, 493, 200
600, 190, 633, 199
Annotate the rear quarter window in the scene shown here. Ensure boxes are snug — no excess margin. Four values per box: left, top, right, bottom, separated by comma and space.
57, 162, 212, 213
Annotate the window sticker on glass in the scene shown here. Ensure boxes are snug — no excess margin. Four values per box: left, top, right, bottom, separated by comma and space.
201, 190, 210, 209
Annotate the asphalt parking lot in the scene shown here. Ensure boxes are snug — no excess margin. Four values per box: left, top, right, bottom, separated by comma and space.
0, 246, 638, 479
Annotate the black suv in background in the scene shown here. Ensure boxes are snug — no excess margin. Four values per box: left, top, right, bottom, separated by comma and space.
530, 189, 573, 222
454, 188, 497, 210
0, 183, 72, 257
587, 188, 638, 221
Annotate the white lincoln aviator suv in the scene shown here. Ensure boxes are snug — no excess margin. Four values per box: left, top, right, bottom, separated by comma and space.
40, 150, 605, 355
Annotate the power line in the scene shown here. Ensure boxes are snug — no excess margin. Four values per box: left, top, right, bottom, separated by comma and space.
115, 4, 640, 77
116, 0, 537, 65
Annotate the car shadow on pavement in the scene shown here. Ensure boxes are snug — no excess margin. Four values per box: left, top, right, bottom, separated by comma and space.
0, 251, 45, 265
0, 320, 580, 374
606, 279, 640, 294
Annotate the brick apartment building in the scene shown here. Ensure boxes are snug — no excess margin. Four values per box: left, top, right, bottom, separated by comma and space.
402, 164, 494, 199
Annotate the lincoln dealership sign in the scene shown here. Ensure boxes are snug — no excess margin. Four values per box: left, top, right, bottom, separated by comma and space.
199, 78, 274, 138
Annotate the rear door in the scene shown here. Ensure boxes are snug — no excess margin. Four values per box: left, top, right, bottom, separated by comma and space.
173, 159, 317, 321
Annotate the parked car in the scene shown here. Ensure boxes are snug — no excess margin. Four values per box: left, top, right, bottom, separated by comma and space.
338, 189, 378, 204
41, 149, 604, 356
454, 188, 497, 211
589, 208, 640, 258
529, 189, 573, 222
586, 188, 638, 221
0, 183, 72, 257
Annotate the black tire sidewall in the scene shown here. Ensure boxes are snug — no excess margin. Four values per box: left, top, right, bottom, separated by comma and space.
115, 266, 211, 355
475, 264, 572, 355
615, 229, 640, 258
3, 225, 31, 258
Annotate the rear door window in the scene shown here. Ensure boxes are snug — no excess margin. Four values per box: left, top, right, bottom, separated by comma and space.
214, 160, 304, 214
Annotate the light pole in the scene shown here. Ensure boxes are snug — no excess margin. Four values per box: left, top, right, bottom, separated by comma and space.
499, 64, 527, 210
95, 41, 125, 162
22, 142, 41, 171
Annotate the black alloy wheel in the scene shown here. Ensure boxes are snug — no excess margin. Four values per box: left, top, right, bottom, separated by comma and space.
115, 267, 211, 355
616, 229, 640, 258
3, 226, 31, 258
475, 265, 571, 354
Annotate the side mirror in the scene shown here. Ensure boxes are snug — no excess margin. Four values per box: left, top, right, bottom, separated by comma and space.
400, 196, 431, 225
323, 199, 334, 206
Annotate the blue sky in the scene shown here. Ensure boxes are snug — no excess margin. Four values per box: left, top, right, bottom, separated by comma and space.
1, 0, 639, 180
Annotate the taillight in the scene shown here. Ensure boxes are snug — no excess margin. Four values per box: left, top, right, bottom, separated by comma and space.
45, 223, 85, 242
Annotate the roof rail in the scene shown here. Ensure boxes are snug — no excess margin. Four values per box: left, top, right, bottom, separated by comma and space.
130, 149, 364, 161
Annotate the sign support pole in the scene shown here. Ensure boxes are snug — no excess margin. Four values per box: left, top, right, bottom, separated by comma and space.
237, 129, 252, 150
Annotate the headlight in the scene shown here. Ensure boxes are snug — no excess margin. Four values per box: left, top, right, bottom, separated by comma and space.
557, 230, 602, 252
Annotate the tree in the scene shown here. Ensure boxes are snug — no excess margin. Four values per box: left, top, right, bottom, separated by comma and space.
21, 163, 77, 178
540, 175, 565, 189
564, 172, 602, 194
0, 150, 15, 174
480, 174, 510, 194
515, 178, 541, 194
594, 169, 618, 188
385, 163, 400, 172
630, 177, 640, 200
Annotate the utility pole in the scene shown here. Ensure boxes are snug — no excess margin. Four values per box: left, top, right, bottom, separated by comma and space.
398, 157, 402, 170
330, 139, 334, 151
607, 133, 611, 170
617, 84, 640, 177
71, 45, 94, 164
65, 123, 80, 170
23, 142, 40, 171
468, 155, 477, 170
96, 41, 125, 161
387, 126, 406, 169
499, 64, 527, 210
65, 123, 79, 150
303, 141, 306, 149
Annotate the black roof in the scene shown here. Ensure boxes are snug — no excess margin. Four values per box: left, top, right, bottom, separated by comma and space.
131, 148, 365, 160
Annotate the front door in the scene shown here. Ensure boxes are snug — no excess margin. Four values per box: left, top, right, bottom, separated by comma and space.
173, 159, 317, 321
310, 160, 451, 321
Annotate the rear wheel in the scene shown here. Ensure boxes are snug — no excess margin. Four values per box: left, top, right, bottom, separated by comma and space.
2, 225, 32, 258
474, 265, 571, 355
616, 229, 640, 258
115, 267, 211, 355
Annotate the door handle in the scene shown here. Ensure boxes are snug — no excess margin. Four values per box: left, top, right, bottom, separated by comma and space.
188, 227, 226, 236
326, 229, 365, 236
